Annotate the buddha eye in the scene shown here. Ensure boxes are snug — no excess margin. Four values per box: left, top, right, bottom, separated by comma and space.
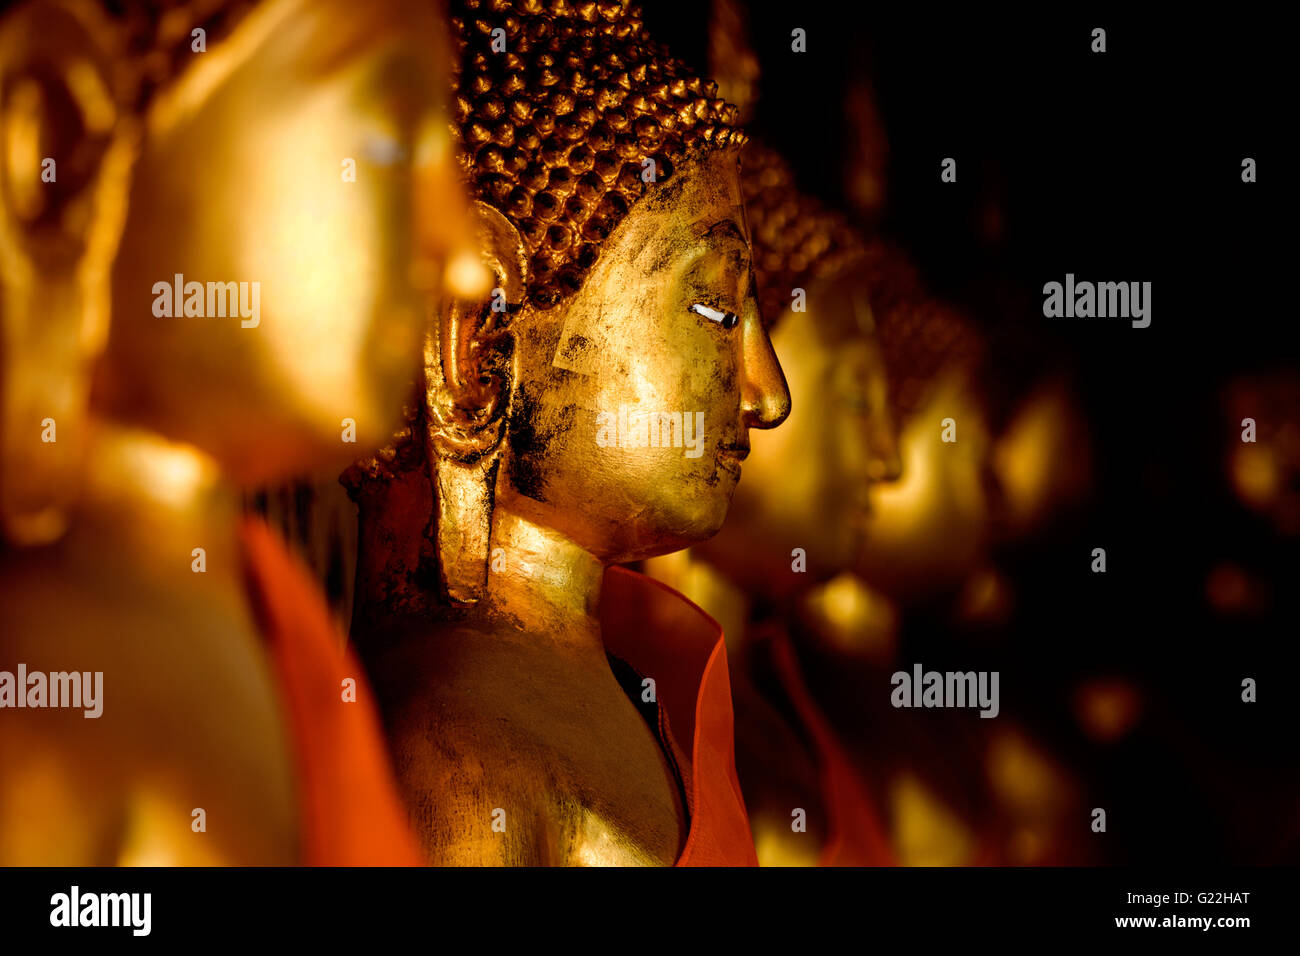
689, 303, 739, 329
843, 393, 872, 414
364, 137, 406, 166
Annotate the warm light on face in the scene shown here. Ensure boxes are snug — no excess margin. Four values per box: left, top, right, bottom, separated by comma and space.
99, 0, 472, 482
2, 78, 44, 220
499, 151, 789, 562
856, 371, 991, 594
992, 382, 1089, 534
701, 279, 897, 591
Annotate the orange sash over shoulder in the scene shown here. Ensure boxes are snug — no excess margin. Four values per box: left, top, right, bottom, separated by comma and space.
239, 518, 423, 866
600, 566, 758, 867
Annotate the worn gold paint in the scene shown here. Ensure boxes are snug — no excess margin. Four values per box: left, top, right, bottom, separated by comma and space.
353, 147, 790, 865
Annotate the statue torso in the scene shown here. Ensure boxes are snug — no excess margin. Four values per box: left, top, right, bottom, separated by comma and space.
364, 620, 688, 866
0, 522, 298, 865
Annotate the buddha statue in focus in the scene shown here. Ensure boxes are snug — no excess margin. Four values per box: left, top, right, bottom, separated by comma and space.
0, 0, 479, 864
345, 0, 789, 866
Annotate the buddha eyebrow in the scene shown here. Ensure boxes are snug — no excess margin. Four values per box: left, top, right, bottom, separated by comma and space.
700, 219, 747, 244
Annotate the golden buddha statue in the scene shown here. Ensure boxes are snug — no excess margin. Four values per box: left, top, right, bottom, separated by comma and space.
0, 0, 480, 865
798, 243, 1097, 866
846, 241, 992, 601
346, 0, 790, 866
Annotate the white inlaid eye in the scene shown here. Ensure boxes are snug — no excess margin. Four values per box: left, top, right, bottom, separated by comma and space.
689, 303, 739, 329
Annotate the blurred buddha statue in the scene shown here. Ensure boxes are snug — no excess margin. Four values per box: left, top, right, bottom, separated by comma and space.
1224, 372, 1300, 538
847, 241, 993, 602
0, 0, 480, 864
1200, 371, 1300, 620
644, 142, 903, 866
345, 0, 789, 866
647, 157, 1093, 866
642, 0, 1095, 866
790, 236, 1095, 866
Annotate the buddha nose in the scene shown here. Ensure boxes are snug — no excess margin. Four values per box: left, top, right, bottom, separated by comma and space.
413, 126, 490, 299
739, 307, 791, 430
866, 409, 903, 482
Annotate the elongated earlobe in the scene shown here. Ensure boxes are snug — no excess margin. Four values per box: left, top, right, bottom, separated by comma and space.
425, 301, 507, 605
423, 203, 526, 605
433, 454, 500, 605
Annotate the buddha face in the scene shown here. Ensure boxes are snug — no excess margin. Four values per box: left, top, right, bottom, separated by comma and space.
694, 270, 900, 591
94, 0, 475, 484
496, 150, 790, 563
854, 368, 993, 596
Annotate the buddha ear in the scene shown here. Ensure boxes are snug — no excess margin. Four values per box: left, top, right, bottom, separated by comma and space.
0, 2, 134, 543
423, 201, 528, 605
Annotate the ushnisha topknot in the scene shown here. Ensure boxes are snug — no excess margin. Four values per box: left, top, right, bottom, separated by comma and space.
450, 0, 746, 309
857, 239, 984, 422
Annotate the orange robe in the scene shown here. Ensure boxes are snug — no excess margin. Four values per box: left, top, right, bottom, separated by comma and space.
601, 567, 759, 867
239, 518, 423, 866
760, 623, 895, 866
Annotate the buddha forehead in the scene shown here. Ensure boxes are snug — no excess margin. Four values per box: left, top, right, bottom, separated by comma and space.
608, 149, 748, 263
546, 149, 748, 375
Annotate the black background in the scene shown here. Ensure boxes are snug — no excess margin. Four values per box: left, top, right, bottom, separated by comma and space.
645, 3, 1295, 865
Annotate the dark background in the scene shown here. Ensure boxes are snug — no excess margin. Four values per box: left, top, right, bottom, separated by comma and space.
645, 3, 1295, 864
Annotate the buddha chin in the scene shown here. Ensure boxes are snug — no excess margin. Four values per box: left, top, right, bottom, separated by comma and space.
501, 434, 744, 565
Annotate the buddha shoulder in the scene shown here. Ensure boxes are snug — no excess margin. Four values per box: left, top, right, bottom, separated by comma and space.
367, 621, 683, 866
0, 550, 297, 865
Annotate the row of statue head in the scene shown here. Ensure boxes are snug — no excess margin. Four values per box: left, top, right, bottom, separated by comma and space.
0, 0, 981, 616
0, 0, 1059, 867
0, 0, 1085, 614
605, 0, 996, 625
0, 0, 798, 863
0, 0, 1020, 656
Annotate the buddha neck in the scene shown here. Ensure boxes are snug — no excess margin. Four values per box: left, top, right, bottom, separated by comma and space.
472, 504, 607, 661
63, 420, 245, 593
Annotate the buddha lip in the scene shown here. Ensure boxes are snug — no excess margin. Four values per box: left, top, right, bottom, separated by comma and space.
716, 443, 749, 461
